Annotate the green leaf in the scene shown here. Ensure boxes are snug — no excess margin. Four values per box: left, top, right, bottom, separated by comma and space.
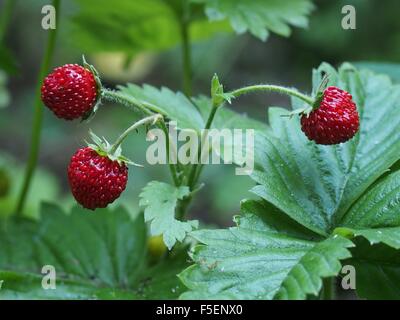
139, 181, 198, 250
35, 204, 147, 287
0, 203, 187, 299
250, 63, 400, 235
117, 84, 205, 131
275, 235, 353, 300
0, 271, 137, 300
240, 199, 319, 240
353, 61, 400, 84
193, 0, 314, 41
0, 250, 189, 299
179, 211, 353, 300
69, 0, 231, 54
133, 249, 189, 299
348, 238, 400, 300
341, 171, 400, 229
335, 227, 400, 251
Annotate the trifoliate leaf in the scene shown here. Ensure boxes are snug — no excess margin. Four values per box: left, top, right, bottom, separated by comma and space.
139, 181, 198, 250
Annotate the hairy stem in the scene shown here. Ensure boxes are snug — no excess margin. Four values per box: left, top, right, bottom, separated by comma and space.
187, 106, 218, 189
15, 0, 60, 217
180, 3, 192, 97
0, 0, 16, 43
229, 84, 314, 106
177, 104, 219, 219
158, 120, 180, 186
102, 89, 180, 186
102, 89, 154, 116
110, 114, 163, 154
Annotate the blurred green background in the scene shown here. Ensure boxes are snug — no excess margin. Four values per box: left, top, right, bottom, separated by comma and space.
1, 0, 400, 225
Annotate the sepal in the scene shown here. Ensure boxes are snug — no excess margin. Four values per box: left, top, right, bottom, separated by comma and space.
86, 130, 142, 167
81, 55, 103, 122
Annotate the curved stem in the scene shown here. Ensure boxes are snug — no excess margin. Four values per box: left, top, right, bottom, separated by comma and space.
110, 114, 163, 154
229, 84, 314, 106
14, 0, 60, 217
187, 106, 218, 189
177, 103, 220, 218
102, 89, 154, 116
0, 0, 16, 43
102, 89, 180, 186
158, 120, 180, 186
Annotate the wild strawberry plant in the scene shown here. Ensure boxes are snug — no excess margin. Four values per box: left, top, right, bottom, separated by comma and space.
0, 0, 399, 301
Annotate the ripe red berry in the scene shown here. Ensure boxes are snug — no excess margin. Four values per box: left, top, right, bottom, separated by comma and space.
68, 147, 128, 210
41, 64, 98, 120
300, 86, 359, 145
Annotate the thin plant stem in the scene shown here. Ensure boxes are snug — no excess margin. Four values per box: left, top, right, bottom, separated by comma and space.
15, 0, 60, 217
180, 2, 192, 97
110, 114, 163, 154
102, 89, 180, 186
187, 106, 218, 189
229, 84, 314, 106
102, 89, 154, 116
176, 105, 219, 219
158, 120, 180, 186
0, 0, 16, 43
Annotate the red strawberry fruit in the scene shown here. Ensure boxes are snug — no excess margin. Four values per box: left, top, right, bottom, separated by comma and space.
41, 64, 98, 120
68, 147, 128, 210
300, 86, 359, 145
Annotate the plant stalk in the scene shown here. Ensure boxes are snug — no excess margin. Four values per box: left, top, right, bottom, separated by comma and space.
187, 106, 218, 189
0, 0, 16, 43
229, 84, 314, 106
180, 3, 192, 97
102, 89, 154, 116
102, 89, 180, 186
110, 114, 163, 154
14, 0, 60, 217
176, 104, 219, 219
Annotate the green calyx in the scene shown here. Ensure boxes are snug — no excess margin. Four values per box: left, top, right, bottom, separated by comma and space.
281, 75, 330, 118
86, 130, 142, 167
211, 74, 234, 107
81, 55, 103, 122
310, 73, 329, 111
